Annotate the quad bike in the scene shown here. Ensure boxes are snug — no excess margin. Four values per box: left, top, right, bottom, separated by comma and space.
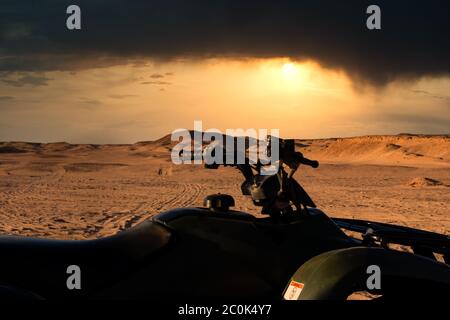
0, 137, 448, 300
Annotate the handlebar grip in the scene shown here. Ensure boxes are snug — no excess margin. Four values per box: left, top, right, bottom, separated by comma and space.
299, 156, 319, 168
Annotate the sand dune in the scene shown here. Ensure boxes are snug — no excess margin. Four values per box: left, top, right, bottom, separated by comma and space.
0, 134, 448, 241
407, 177, 447, 187
297, 134, 450, 167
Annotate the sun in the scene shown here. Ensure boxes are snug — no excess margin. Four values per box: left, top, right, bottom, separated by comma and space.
282, 62, 299, 80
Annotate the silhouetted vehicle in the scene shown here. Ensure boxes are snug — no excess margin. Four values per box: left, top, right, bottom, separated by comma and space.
0, 137, 448, 299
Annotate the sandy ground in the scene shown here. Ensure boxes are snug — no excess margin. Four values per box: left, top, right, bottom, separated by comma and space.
0, 134, 449, 240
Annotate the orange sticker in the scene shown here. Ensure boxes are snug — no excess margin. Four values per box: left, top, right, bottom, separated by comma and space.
284, 280, 304, 300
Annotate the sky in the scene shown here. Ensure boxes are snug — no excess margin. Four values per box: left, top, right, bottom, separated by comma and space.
0, 0, 449, 143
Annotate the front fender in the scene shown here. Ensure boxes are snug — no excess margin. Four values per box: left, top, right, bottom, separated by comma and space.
283, 247, 450, 300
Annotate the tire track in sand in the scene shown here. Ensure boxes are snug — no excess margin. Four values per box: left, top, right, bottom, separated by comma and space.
94, 182, 203, 236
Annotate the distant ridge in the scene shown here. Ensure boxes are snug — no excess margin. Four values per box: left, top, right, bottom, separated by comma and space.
296, 134, 450, 167
1, 133, 449, 167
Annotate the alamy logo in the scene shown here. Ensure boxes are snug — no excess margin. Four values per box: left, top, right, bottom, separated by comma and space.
171, 121, 280, 175
66, 265, 81, 290
366, 5, 381, 30
366, 264, 381, 290
66, 5, 81, 30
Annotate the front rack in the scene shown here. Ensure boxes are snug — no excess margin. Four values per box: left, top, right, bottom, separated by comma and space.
332, 218, 450, 264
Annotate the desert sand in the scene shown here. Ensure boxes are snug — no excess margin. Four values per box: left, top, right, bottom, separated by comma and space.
0, 134, 449, 240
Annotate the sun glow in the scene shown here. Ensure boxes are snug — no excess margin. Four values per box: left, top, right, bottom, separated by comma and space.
282, 62, 299, 80
0, 57, 373, 143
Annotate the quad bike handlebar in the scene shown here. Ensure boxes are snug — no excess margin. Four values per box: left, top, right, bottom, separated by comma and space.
202, 137, 319, 218
202, 137, 319, 171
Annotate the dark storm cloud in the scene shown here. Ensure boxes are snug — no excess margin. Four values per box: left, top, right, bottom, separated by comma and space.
141, 81, 171, 85
411, 90, 450, 102
0, 96, 15, 101
0, 0, 449, 85
80, 98, 102, 105
1, 74, 52, 87
150, 73, 165, 79
109, 94, 137, 99
0, 95, 16, 109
